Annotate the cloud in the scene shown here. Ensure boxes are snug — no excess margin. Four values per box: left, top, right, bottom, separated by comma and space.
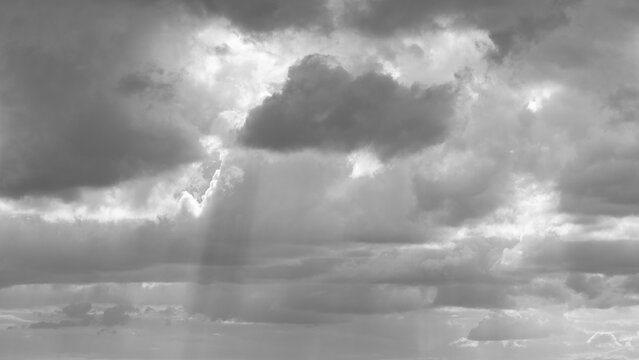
519, 238, 639, 276
188, 282, 425, 324
0, 152, 345, 287
433, 284, 515, 309
0, 0, 203, 198
467, 310, 562, 341
587, 332, 623, 349
239, 54, 457, 160
62, 302, 92, 319
101, 304, 133, 326
342, 0, 580, 59
192, 0, 331, 32
330, 237, 516, 286
558, 133, 639, 218
606, 86, 639, 123
412, 152, 512, 225
566, 274, 606, 299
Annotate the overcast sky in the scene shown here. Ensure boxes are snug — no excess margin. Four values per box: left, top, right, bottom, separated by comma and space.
1, 0, 639, 359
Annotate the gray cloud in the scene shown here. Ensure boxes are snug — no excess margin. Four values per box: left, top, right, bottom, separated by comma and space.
188, 282, 425, 324
0, 153, 347, 287
587, 332, 624, 349
606, 86, 639, 123
330, 238, 516, 287
62, 302, 92, 319
566, 274, 606, 299
518, 238, 639, 276
413, 156, 512, 225
100, 304, 133, 326
559, 141, 639, 218
0, 1, 203, 198
433, 284, 515, 309
342, 0, 580, 59
240, 54, 456, 160
467, 311, 562, 341
192, 0, 331, 33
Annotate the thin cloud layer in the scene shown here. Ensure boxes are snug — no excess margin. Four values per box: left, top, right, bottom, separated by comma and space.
516, 238, 639, 276
240, 54, 456, 160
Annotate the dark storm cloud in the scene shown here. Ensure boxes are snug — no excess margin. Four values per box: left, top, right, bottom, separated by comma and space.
342, 0, 580, 59
0, 1, 203, 198
191, 0, 331, 32
240, 54, 456, 160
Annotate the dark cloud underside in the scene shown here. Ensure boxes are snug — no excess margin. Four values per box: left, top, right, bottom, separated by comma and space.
193, 0, 331, 32
0, 1, 203, 198
240, 54, 456, 160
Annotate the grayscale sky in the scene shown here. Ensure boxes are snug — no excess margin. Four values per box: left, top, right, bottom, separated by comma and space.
1, 0, 639, 359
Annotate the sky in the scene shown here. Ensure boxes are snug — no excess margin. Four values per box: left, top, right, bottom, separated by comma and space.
1, 0, 639, 359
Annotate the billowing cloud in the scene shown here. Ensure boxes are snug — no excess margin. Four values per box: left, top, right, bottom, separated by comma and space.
467, 310, 562, 341
240, 54, 457, 160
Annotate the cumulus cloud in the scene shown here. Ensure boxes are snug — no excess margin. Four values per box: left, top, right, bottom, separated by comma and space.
467, 310, 562, 341
240, 54, 457, 160
0, 0, 203, 198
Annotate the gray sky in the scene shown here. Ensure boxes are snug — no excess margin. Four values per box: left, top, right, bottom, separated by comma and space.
1, 0, 639, 359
